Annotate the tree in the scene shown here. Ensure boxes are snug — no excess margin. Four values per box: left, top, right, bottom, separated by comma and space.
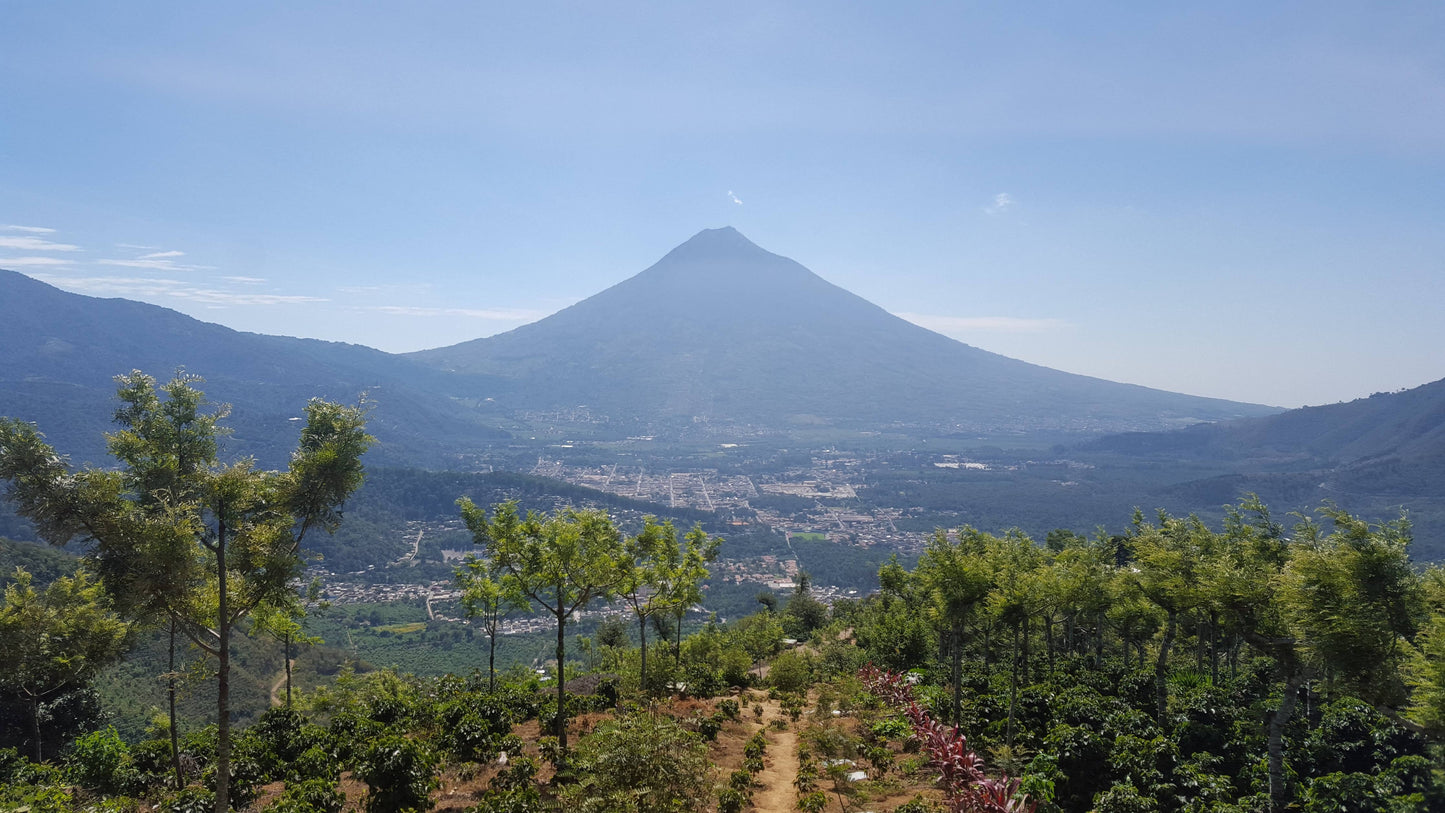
0, 567, 128, 761
456, 556, 509, 692
250, 580, 324, 708
458, 500, 626, 755
782, 571, 829, 639
616, 518, 716, 691
915, 529, 991, 725
0, 371, 371, 812
1128, 511, 1212, 726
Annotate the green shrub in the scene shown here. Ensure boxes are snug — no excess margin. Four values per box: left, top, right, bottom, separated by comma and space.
0, 761, 73, 813
162, 786, 215, 813
796, 791, 827, 813
558, 712, 712, 813
768, 651, 814, 695
355, 735, 440, 813
892, 795, 937, 813
728, 769, 754, 792
491, 755, 538, 792
716, 699, 741, 721
66, 726, 140, 796
717, 787, 748, 813
292, 744, 341, 784
263, 778, 346, 813
743, 732, 767, 760
468, 786, 542, 813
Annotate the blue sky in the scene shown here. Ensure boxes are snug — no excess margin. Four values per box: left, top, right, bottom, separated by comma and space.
2, 2, 1442, 408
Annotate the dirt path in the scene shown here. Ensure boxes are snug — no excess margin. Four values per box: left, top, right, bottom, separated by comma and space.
268, 660, 294, 707
751, 700, 800, 813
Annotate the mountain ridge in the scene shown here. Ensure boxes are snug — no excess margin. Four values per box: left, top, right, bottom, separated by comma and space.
409, 228, 1278, 435
0, 268, 507, 468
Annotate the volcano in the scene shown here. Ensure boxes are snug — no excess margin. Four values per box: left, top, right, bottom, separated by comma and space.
411, 228, 1276, 436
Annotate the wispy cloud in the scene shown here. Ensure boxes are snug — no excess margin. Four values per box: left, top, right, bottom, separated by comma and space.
222, 276, 266, 284
99, 256, 213, 272
32, 274, 326, 306
896, 312, 1069, 334
369, 305, 549, 321
2, 224, 57, 234
0, 235, 81, 251
727, 190, 743, 205
339, 283, 433, 295
0, 256, 74, 267
984, 192, 1015, 215
140, 249, 185, 259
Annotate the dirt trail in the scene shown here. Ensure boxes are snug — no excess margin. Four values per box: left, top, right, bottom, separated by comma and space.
268, 660, 294, 707
751, 699, 800, 813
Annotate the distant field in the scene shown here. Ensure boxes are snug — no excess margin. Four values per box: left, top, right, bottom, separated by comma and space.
789, 531, 828, 542
375, 621, 428, 635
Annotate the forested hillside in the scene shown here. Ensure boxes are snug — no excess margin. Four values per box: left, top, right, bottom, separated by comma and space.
4, 498, 1445, 813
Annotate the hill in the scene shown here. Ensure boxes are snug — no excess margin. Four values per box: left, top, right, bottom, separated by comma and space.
1088, 376, 1445, 466
1083, 377, 1445, 556
0, 269, 508, 468
412, 228, 1277, 439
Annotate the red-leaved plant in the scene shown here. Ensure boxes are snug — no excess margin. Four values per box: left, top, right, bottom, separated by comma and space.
859, 665, 1036, 813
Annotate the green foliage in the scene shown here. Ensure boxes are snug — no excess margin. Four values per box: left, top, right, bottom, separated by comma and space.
355, 734, 440, 813
264, 779, 347, 813
769, 650, 815, 694
716, 787, 748, 813
781, 573, 829, 639
460, 500, 627, 751
559, 711, 713, 813
0, 565, 129, 759
0, 760, 73, 813
165, 788, 217, 813
65, 726, 141, 796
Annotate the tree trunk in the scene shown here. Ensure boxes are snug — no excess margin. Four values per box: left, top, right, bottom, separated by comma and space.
950, 623, 963, 726
216, 513, 231, 813
1209, 614, 1220, 686
1021, 616, 1030, 686
487, 629, 496, 693
1266, 657, 1303, 813
1006, 624, 1021, 745
31, 696, 42, 762
982, 623, 992, 673
639, 614, 648, 692
1044, 615, 1055, 675
170, 618, 183, 790
555, 605, 568, 753
284, 630, 293, 707
1155, 608, 1177, 727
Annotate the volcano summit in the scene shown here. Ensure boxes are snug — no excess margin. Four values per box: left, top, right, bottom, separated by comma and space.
412, 228, 1276, 438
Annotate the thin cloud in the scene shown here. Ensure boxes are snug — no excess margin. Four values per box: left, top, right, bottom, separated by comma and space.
370, 305, 549, 321
31, 274, 326, 306
140, 249, 185, 259
727, 190, 743, 205
99, 257, 214, 271
222, 276, 266, 284
984, 192, 1015, 215
0, 256, 74, 267
896, 312, 1069, 334
1, 224, 57, 234
0, 235, 81, 251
